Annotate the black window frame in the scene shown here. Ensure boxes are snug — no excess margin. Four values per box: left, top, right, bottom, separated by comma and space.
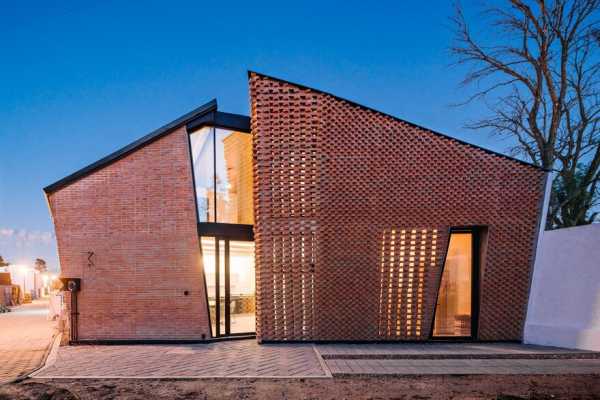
200, 235, 255, 338
430, 226, 482, 341
185, 113, 255, 339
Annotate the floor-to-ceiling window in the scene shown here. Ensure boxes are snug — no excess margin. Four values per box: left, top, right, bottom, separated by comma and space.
189, 125, 255, 338
200, 237, 255, 337
432, 230, 478, 338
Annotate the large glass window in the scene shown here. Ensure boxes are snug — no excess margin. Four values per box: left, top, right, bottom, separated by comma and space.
200, 237, 255, 337
190, 127, 253, 224
433, 232, 473, 337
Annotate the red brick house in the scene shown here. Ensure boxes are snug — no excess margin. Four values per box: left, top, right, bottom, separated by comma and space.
44, 72, 548, 343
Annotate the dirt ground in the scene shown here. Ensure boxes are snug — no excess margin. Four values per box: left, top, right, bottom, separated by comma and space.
1, 375, 599, 400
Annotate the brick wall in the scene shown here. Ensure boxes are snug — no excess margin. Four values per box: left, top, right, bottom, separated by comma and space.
48, 126, 210, 340
250, 72, 546, 341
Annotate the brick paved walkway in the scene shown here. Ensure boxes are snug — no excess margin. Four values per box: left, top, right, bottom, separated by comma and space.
34, 340, 329, 378
318, 343, 600, 375
316, 342, 599, 359
325, 358, 600, 375
0, 299, 57, 383
32, 341, 600, 379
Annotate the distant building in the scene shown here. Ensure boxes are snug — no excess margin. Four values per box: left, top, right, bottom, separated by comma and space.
0, 272, 12, 306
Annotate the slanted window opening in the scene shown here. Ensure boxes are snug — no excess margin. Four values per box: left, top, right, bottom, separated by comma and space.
431, 227, 481, 339
187, 120, 255, 339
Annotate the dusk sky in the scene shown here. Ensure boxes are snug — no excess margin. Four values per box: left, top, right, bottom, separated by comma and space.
0, 1, 514, 272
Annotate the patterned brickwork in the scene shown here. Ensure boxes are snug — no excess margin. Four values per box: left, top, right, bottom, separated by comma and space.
250, 72, 546, 341
34, 341, 328, 378
378, 228, 445, 340
47, 126, 210, 340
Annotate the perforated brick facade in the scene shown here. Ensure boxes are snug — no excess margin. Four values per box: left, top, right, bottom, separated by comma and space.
249, 72, 546, 342
46, 73, 545, 343
47, 126, 210, 340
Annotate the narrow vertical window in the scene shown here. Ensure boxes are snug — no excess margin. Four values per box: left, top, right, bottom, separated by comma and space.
228, 240, 256, 334
433, 232, 473, 337
190, 127, 215, 222
200, 236, 217, 336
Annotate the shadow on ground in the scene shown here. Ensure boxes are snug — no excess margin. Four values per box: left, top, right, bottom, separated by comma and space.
1, 375, 599, 400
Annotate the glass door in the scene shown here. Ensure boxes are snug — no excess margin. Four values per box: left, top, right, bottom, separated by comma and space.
200, 237, 256, 337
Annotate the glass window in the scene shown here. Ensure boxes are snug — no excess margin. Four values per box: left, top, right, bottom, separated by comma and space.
200, 237, 255, 337
200, 237, 218, 336
190, 127, 215, 222
433, 232, 473, 337
215, 130, 254, 225
219, 239, 226, 335
229, 240, 255, 334
189, 127, 253, 224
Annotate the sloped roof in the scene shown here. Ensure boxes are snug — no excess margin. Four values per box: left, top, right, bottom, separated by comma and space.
43, 99, 218, 194
248, 71, 547, 172
44, 72, 546, 195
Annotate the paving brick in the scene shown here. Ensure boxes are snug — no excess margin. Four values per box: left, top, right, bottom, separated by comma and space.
34, 340, 328, 378
316, 342, 598, 359
325, 358, 600, 376
0, 300, 56, 383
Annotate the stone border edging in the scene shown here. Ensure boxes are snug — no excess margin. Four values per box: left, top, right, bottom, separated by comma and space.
28, 332, 61, 378
320, 352, 600, 360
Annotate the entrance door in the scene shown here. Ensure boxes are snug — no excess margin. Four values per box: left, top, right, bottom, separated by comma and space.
432, 229, 480, 339
200, 237, 256, 337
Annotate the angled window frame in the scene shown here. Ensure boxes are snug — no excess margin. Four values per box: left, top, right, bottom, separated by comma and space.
185, 111, 255, 339
430, 226, 482, 340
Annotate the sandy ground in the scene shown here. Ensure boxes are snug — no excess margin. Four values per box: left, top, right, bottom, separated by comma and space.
1, 375, 599, 400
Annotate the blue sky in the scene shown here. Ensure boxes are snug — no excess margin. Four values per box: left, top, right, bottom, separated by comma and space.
0, 1, 511, 272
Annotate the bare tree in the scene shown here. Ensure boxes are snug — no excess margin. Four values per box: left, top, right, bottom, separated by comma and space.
452, 0, 600, 228
0, 255, 9, 268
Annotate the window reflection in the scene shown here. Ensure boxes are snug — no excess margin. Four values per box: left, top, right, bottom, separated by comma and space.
433, 232, 473, 337
215, 130, 254, 225
190, 127, 215, 222
189, 126, 253, 224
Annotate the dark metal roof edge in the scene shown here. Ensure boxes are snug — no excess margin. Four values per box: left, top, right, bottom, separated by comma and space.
215, 112, 251, 132
186, 111, 251, 133
248, 70, 548, 172
43, 99, 218, 194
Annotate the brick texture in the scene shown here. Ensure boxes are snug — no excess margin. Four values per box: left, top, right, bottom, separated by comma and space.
250, 73, 546, 342
47, 126, 210, 340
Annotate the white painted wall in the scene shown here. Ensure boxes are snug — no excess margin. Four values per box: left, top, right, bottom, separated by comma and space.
525, 223, 600, 351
